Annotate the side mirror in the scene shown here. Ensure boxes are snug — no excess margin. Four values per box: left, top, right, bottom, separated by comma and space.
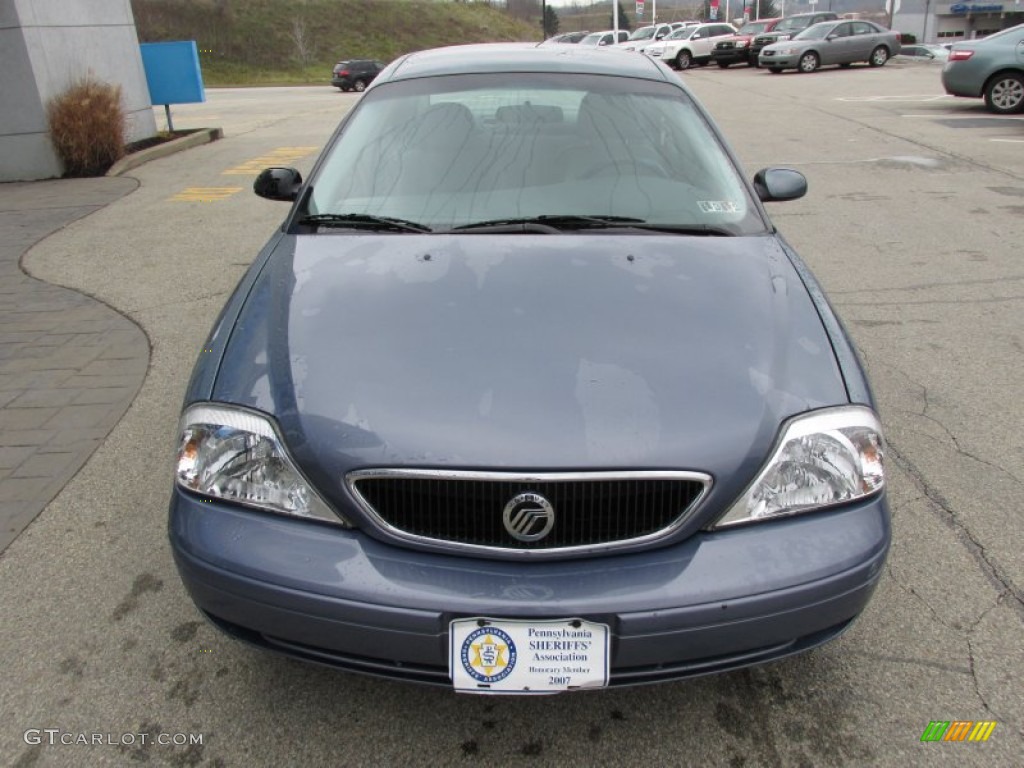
753, 167, 807, 202
826, 34, 837, 41
254, 167, 303, 201
656, 32, 667, 39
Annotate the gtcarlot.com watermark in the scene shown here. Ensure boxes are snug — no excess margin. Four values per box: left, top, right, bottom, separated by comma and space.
24, 729, 203, 747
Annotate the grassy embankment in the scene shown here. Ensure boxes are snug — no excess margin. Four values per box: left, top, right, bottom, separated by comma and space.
132, 0, 541, 86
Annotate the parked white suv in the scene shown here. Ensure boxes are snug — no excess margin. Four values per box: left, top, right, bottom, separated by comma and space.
578, 29, 630, 47
616, 23, 674, 53
645, 22, 738, 69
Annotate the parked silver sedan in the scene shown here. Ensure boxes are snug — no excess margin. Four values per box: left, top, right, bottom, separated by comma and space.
941, 24, 1024, 114
759, 20, 901, 73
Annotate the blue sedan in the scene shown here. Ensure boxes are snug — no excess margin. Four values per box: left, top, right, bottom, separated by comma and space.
169, 44, 889, 694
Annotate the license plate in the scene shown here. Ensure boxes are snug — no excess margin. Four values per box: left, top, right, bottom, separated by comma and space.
449, 618, 609, 694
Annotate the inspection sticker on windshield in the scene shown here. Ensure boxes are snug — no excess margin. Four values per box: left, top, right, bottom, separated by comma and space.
450, 618, 609, 694
698, 200, 739, 214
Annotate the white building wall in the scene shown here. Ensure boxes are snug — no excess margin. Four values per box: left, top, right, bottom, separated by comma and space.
0, 0, 156, 181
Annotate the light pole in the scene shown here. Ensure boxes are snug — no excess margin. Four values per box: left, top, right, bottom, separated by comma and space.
885, 0, 898, 31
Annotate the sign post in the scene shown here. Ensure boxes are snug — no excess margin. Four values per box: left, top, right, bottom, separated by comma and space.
139, 41, 205, 132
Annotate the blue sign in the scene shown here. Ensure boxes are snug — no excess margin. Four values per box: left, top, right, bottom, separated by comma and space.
949, 3, 1004, 12
140, 41, 205, 105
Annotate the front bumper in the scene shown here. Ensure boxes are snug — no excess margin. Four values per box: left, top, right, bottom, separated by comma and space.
711, 48, 752, 65
759, 51, 800, 69
749, 44, 770, 61
169, 487, 890, 687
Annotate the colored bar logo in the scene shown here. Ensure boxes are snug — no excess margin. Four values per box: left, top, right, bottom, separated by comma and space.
920, 721, 996, 742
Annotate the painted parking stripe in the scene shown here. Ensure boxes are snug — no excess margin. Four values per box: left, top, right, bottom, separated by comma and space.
222, 146, 319, 175
991, 138, 1024, 143
170, 187, 243, 202
901, 113, 1024, 119
836, 95, 953, 102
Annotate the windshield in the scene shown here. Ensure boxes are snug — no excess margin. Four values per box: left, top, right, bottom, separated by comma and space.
668, 27, 695, 40
774, 16, 816, 33
307, 73, 764, 235
795, 23, 832, 41
628, 26, 657, 41
738, 21, 769, 36
579, 33, 603, 46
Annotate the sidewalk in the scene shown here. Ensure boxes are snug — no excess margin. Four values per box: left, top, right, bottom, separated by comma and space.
0, 177, 149, 553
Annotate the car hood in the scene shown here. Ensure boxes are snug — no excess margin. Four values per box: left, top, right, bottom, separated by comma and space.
212, 234, 847, 506
763, 38, 811, 51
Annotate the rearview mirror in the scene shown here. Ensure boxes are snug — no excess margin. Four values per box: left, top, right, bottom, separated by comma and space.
753, 168, 807, 202
254, 167, 303, 201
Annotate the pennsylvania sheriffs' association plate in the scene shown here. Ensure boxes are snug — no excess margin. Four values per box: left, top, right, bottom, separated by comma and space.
449, 617, 610, 694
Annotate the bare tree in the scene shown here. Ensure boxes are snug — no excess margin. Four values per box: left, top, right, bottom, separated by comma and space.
289, 16, 317, 68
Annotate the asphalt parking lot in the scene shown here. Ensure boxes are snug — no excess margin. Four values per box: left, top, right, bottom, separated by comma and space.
2, 59, 1022, 766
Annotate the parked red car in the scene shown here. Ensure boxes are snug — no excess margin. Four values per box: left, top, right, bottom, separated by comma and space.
710, 17, 781, 67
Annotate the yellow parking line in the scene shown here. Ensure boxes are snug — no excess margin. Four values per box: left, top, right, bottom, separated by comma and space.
170, 187, 243, 202
222, 146, 320, 176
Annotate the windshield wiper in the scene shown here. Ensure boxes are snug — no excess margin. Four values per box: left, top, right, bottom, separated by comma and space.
449, 215, 647, 233
299, 213, 432, 233
626, 223, 735, 236
449, 216, 734, 236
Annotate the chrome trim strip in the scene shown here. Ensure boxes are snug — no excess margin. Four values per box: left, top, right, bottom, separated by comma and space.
345, 469, 713, 559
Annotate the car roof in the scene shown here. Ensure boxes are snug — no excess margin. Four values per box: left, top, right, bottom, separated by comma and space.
382, 43, 676, 84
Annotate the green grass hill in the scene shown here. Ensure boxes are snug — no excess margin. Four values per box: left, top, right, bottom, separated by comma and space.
131, 0, 540, 86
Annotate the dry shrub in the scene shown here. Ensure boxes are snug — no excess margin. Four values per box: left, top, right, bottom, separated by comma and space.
47, 77, 127, 177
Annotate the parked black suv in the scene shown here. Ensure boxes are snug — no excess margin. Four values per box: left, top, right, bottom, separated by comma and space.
331, 59, 385, 92
749, 12, 840, 66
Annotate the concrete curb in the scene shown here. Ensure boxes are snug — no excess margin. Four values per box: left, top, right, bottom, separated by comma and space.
106, 126, 224, 176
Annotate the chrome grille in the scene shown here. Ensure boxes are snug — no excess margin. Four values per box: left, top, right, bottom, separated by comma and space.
347, 470, 711, 555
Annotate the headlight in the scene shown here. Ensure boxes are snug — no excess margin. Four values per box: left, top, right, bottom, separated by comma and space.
175, 404, 349, 526
713, 406, 884, 528
776, 47, 798, 55
736, 40, 749, 48
777, 35, 791, 41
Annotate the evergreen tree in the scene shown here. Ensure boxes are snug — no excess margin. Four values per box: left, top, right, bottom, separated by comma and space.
748, 0, 780, 19
611, 1, 632, 32
543, 5, 559, 37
